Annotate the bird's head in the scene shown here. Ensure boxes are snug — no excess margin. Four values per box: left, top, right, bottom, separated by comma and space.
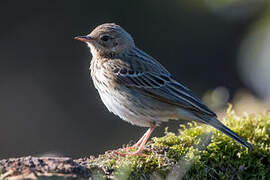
75, 23, 135, 58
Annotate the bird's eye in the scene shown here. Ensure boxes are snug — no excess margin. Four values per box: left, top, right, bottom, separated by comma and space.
100, 35, 110, 41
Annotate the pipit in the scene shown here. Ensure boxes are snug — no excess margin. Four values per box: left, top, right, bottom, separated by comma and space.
75, 23, 252, 156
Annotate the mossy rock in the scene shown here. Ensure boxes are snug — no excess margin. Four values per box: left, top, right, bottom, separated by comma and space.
1, 106, 270, 179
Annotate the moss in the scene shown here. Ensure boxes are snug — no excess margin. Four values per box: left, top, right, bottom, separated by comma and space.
84, 106, 270, 179
1, 106, 269, 179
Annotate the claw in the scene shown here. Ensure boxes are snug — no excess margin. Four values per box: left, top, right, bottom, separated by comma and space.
113, 125, 156, 157
114, 151, 147, 157
121, 146, 136, 151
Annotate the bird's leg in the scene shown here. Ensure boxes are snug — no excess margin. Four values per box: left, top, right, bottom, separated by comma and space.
132, 132, 147, 147
121, 128, 149, 151
115, 125, 156, 156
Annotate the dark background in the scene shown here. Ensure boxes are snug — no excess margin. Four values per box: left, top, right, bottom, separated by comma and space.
0, 0, 267, 159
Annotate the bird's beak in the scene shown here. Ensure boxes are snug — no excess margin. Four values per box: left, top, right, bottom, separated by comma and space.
74, 35, 94, 43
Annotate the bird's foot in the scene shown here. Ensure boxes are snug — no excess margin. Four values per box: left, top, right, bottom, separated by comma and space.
113, 125, 156, 157
113, 150, 147, 157
120, 144, 138, 151
114, 145, 149, 157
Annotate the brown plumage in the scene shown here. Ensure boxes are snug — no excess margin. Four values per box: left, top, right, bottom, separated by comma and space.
75, 23, 252, 156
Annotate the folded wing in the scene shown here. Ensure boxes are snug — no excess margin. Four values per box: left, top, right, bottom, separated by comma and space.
104, 53, 216, 117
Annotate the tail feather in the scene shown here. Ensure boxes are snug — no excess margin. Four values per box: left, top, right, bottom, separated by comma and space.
200, 117, 252, 148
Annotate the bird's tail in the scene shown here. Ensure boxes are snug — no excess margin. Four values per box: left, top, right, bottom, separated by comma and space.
198, 116, 252, 149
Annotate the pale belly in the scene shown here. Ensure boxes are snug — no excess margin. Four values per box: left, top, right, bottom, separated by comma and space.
95, 83, 180, 127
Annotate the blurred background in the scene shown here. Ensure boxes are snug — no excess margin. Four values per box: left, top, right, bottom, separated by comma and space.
0, 0, 269, 159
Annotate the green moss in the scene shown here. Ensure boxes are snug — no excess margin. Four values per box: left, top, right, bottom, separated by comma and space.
85, 106, 270, 179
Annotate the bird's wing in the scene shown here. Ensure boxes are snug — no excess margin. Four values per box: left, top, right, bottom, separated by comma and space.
104, 48, 216, 117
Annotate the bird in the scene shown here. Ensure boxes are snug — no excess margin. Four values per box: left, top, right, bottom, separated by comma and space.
75, 23, 252, 156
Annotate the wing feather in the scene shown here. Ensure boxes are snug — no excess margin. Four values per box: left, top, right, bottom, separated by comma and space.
103, 48, 216, 117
